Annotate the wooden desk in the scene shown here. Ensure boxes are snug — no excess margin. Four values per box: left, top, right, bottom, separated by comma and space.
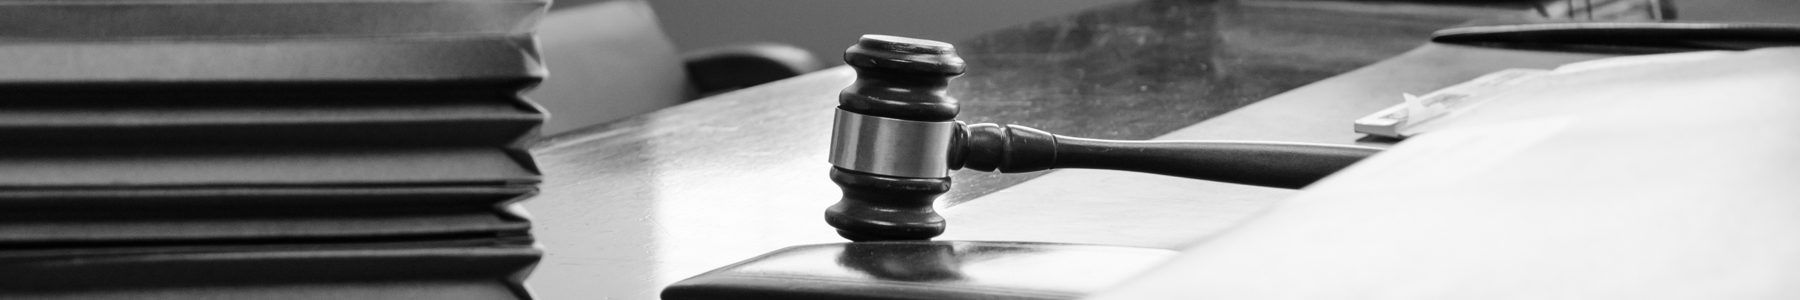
522, 1, 1519, 298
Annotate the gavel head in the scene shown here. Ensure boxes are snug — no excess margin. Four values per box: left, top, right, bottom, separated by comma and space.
824, 35, 965, 241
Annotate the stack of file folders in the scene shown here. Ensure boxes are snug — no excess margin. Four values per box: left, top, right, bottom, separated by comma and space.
0, 0, 550, 299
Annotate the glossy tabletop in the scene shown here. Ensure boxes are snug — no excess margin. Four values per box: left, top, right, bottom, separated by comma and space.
522, 0, 1522, 299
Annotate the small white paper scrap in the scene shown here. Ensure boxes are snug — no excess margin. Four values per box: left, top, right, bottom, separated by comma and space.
1355, 69, 1550, 138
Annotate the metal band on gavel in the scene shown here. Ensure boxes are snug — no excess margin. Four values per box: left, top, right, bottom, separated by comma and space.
829, 109, 956, 178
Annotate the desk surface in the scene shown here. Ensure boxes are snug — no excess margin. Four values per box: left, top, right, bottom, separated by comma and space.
522, 1, 1516, 299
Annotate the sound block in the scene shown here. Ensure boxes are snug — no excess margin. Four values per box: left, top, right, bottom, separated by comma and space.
662, 241, 1177, 300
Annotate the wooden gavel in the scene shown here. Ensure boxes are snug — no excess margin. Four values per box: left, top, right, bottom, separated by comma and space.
825, 35, 1382, 241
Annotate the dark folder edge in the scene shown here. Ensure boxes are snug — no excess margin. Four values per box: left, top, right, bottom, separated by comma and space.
0, 0, 547, 39
0, 146, 545, 188
0, 92, 549, 147
0, 216, 532, 246
0, 185, 538, 210
0, 186, 540, 245
0, 244, 542, 299
0, 35, 544, 84
0, 112, 545, 147
0, 235, 532, 260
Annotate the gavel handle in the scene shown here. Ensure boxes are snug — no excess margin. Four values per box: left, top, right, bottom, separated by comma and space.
960, 124, 1382, 189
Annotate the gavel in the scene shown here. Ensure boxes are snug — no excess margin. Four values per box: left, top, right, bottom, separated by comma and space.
825, 35, 1382, 241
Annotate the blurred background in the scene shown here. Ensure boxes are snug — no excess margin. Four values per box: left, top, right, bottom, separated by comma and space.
561, 0, 1132, 65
